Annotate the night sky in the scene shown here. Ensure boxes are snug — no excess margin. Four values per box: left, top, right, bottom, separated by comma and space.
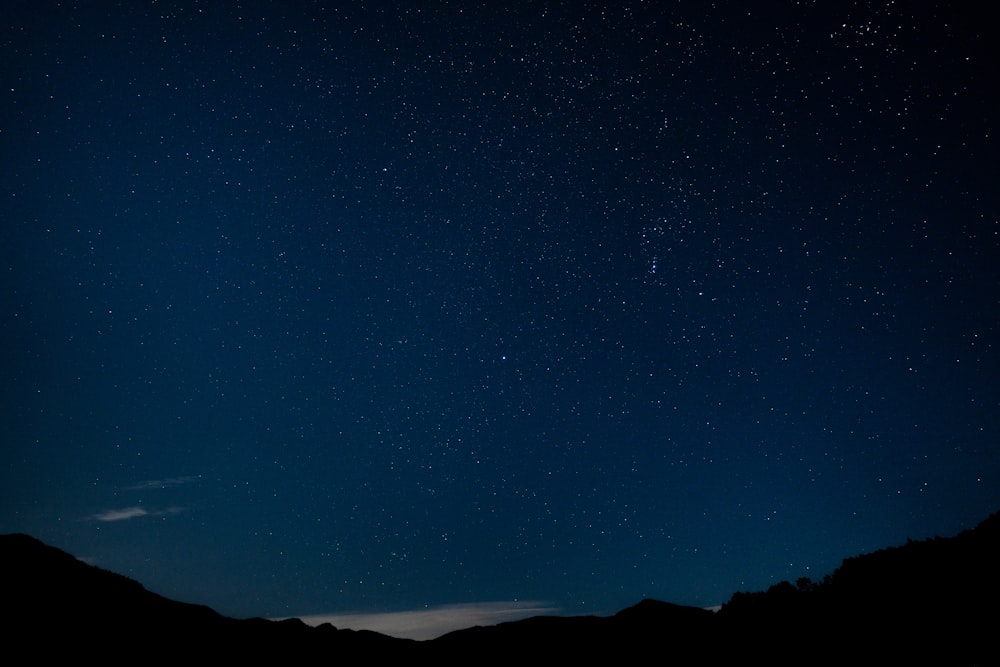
3, 1, 998, 640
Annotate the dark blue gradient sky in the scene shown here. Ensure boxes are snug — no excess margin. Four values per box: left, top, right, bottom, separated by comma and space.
2, 1, 997, 633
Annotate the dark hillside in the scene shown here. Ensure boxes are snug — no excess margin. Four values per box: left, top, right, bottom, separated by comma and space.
2, 511, 997, 664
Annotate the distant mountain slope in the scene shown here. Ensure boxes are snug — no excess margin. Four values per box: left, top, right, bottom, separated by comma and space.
430, 597, 717, 661
425, 511, 1000, 663
0, 533, 413, 660
715, 509, 1000, 665
3, 511, 997, 664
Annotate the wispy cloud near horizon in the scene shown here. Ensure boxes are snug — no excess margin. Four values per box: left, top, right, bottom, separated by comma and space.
89, 506, 184, 522
292, 601, 561, 640
85, 475, 199, 521
91, 507, 148, 522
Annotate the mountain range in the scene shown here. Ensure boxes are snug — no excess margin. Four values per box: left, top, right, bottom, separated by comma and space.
3, 510, 997, 664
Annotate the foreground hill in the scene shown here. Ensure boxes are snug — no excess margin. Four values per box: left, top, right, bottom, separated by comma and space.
3, 510, 997, 664
0, 532, 413, 660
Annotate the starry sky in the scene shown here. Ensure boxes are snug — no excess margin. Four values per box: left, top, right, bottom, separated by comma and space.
2, 0, 998, 640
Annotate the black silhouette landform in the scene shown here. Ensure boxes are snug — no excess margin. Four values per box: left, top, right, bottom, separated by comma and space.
3, 510, 997, 664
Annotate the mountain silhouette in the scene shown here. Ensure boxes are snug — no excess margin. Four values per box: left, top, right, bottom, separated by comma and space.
3, 510, 997, 664
0, 532, 414, 660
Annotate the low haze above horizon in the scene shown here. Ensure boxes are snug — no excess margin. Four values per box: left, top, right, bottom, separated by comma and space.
2, 0, 997, 639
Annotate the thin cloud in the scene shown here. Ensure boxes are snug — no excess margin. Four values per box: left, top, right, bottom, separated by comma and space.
124, 475, 201, 490
91, 507, 148, 522
89, 506, 184, 522
293, 601, 560, 641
